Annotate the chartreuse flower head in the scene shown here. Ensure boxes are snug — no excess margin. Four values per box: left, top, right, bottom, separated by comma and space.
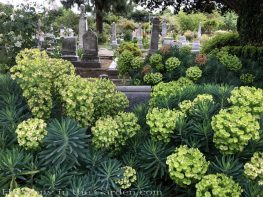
196, 174, 242, 197
149, 53, 164, 71
228, 86, 263, 118
179, 94, 214, 113
165, 57, 181, 72
16, 118, 47, 150
212, 107, 260, 155
143, 72, 163, 85
146, 108, 184, 143
217, 50, 242, 71
166, 145, 209, 186
186, 66, 202, 81
240, 73, 255, 84
116, 166, 137, 189
6, 187, 42, 197
92, 112, 140, 152
244, 152, 263, 185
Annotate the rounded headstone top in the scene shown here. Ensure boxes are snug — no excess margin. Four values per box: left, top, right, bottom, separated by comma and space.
80, 4, 85, 14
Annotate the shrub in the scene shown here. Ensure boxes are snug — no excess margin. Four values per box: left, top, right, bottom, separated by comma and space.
166, 145, 209, 186
131, 56, 144, 70
116, 166, 137, 189
244, 152, 263, 185
240, 73, 255, 84
217, 50, 242, 71
11, 49, 75, 120
184, 30, 195, 41
143, 73, 163, 85
165, 57, 181, 72
6, 188, 42, 197
186, 66, 202, 81
211, 108, 260, 155
195, 54, 207, 65
146, 108, 184, 143
60, 76, 95, 127
16, 118, 47, 150
117, 50, 134, 77
196, 174, 242, 197
91, 79, 129, 121
179, 46, 192, 55
116, 42, 142, 57
92, 112, 140, 152
228, 86, 263, 117
149, 54, 164, 71
201, 32, 240, 54
39, 118, 89, 167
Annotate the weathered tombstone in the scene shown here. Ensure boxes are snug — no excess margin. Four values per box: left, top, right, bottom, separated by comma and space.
78, 4, 87, 49
161, 19, 168, 37
137, 23, 143, 49
198, 22, 202, 39
149, 17, 160, 54
192, 41, 201, 53
163, 37, 175, 46
111, 22, 118, 48
82, 29, 101, 67
61, 37, 78, 61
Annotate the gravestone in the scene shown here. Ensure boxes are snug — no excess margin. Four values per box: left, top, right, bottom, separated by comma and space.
82, 29, 101, 67
137, 23, 143, 49
61, 37, 78, 61
78, 4, 87, 49
161, 19, 168, 37
163, 37, 175, 46
191, 41, 201, 53
149, 17, 160, 54
111, 22, 118, 48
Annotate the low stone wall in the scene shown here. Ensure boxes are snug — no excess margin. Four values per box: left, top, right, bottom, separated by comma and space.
117, 86, 152, 110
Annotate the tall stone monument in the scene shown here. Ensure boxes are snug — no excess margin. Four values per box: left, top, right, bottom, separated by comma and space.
78, 4, 87, 49
161, 19, 168, 37
111, 22, 118, 48
82, 29, 101, 68
137, 23, 143, 49
197, 22, 202, 39
149, 17, 160, 54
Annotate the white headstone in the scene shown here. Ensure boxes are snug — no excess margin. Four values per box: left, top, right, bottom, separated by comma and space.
161, 19, 168, 37
111, 22, 117, 47
137, 23, 143, 49
198, 22, 202, 39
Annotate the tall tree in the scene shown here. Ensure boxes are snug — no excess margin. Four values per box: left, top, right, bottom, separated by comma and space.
135, 0, 263, 45
61, 0, 133, 33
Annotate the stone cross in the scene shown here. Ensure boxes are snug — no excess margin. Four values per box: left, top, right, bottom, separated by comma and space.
79, 4, 87, 49
137, 23, 143, 49
149, 17, 160, 54
111, 22, 118, 48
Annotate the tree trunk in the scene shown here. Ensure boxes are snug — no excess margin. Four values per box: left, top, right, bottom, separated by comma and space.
237, 0, 263, 45
95, 1, 103, 33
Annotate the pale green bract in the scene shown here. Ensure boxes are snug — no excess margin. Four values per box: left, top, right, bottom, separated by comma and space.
143, 72, 163, 85
6, 188, 43, 197
149, 53, 164, 70
59, 75, 95, 127
92, 112, 140, 152
146, 108, 185, 143
228, 86, 263, 118
165, 57, 181, 72
211, 107, 260, 155
166, 145, 209, 186
217, 50, 242, 71
196, 174, 242, 197
116, 166, 137, 189
16, 118, 47, 150
244, 152, 263, 185
240, 73, 255, 84
186, 66, 202, 81
10, 49, 76, 120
